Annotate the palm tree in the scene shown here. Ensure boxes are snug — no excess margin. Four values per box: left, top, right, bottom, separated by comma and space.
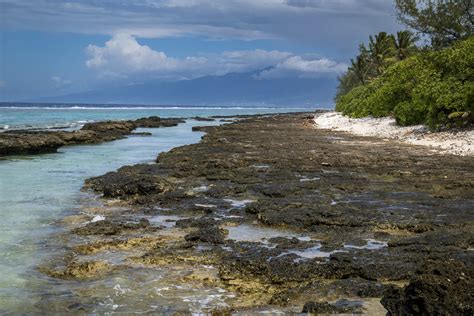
391, 30, 419, 60
350, 54, 369, 85
368, 32, 395, 75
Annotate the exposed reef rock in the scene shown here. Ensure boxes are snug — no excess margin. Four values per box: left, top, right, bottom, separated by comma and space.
381, 260, 474, 315
72, 218, 153, 236
301, 300, 361, 314
84, 164, 174, 198
133, 116, 184, 128
0, 116, 185, 156
45, 112, 473, 313
192, 116, 216, 122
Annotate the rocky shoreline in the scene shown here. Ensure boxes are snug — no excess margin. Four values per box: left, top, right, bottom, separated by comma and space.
0, 116, 185, 156
39, 112, 473, 314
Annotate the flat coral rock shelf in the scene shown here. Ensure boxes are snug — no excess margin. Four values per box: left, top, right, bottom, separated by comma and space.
44, 113, 473, 314
0, 116, 184, 156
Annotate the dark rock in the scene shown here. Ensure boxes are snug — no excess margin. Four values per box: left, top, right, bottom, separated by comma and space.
176, 217, 217, 228
0, 133, 65, 155
381, 260, 474, 316
73, 219, 151, 236
193, 116, 215, 122
192, 126, 213, 132
131, 132, 152, 136
133, 116, 185, 128
81, 120, 135, 135
184, 226, 228, 244
302, 300, 361, 314
85, 164, 173, 198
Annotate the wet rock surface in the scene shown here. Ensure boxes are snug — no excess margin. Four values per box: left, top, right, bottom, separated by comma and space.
44, 112, 474, 314
0, 116, 184, 156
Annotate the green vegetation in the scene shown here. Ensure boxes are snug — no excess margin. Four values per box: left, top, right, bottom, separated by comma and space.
335, 30, 419, 101
336, 37, 473, 128
335, 0, 473, 129
395, 0, 473, 49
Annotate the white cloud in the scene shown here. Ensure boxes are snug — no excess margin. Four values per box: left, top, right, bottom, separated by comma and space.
85, 34, 205, 74
85, 34, 332, 80
257, 56, 347, 79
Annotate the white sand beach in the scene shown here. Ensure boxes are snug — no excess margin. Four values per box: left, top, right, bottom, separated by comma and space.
314, 112, 474, 156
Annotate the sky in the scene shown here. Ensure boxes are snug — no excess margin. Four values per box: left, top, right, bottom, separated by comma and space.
0, 0, 401, 101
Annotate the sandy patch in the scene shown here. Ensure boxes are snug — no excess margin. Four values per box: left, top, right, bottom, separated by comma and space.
314, 112, 473, 156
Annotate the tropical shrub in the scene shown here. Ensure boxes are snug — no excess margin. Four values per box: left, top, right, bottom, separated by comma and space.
335, 30, 418, 101
335, 36, 473, 129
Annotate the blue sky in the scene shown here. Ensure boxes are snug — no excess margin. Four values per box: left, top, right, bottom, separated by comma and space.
0, 0, 401, 101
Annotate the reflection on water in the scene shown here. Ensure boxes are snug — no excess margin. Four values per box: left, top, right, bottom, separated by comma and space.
224, 223, 303, 243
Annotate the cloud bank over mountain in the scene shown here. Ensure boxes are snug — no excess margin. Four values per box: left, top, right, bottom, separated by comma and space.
34, 68, 338, 107
85, 34, 347, 80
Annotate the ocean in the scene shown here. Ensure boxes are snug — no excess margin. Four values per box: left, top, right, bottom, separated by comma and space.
0, 103, 314, 131
0, 103, 315, 313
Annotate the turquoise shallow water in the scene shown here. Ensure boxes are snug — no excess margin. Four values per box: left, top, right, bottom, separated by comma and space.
0, 121, 219, 312
0, 106, 314, 312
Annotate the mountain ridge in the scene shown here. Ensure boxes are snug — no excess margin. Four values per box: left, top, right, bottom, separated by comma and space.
29, 69, 337, 107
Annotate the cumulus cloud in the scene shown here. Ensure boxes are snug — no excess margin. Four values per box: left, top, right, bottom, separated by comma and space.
85, 34, 206, 78
85, 34, 339, 80
257, 56, 347, 79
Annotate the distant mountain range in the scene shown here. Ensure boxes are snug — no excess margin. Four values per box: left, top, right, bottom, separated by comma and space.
32, 69, 337, 107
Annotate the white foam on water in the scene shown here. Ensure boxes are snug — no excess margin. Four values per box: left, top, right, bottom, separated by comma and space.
252, 164, 270, 169
223, 199, 255, 208
221, 246, 233, 252
194, 203, 217, 208
113, 284, 131, 296
154, 206, 173, 211
344, 239, 388, 250
300, 177, 321, 182
297, 236, 312, 242
192, 185, 209, 192
91, 215, 106, 223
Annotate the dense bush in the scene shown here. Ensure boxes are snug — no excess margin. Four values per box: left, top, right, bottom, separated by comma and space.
335, 36, 474, 128
335, 31, 419, 101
